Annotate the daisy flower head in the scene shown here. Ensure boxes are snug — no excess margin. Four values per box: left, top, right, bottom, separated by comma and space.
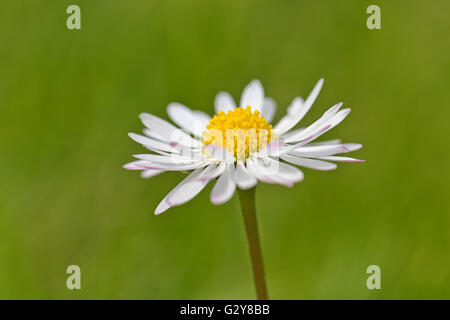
124, 79, 363, 215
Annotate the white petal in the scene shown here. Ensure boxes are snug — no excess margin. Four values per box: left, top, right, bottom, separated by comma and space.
194, 110, 212, 132
155, 199, 171, 215
280, 127, 305, 140
240, 79, 264, 112
261, 97, 276, 122
274, 79, 323, 134
307, 139, 342, 146
143, 128, 166, 141
235, 162, 257, 190
198, 163, 227, 181
214, 92, 236, 114
196, 162, 218, 179
281, 154, 337, 171
274, 97, 304, 134
141, 169, 164, 178
142, 146, 170, 156
167, 103, 210, 138
129, 133, 178, 153
155, 168, 209, 214
274, 160, 304, 182
167, 174, 209, 206
210, 165, 236, 205
204, 144, 235, 163
289, 144, 350, 157
140, 112, 201, 148
246, 158, 267, 180
318, 156, 364, 162
291, 142, 362, 157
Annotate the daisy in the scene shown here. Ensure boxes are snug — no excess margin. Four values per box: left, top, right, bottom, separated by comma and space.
124, 79, 363, 214
124, 79, 363, 299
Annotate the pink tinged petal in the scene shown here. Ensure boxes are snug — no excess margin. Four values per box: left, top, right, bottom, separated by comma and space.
327, 108, 351, 127
123, 160, 148, 170
261, 97, 276, 122
257, 157, 304, 185
281, 154, 337, 171
282, 102, 342, 143
133, 153, 197, 164
154, 168, 209, 215
240, 79, 265, 112
214, 91, 236, 114
137, 161, 210, 171
275, 79, 324, 135
254, 161, 303, 188
278, 124, 332, 155
141, 169, 164, 178
256, 138, 281, 157
260, 174, 294, 188
128, 133, 178, 153
342, 143, 363, 152
290, 108, 352, 145
167, 103, 210, 139
283, 107, 351, 149
318, 156, 365, 162
210, 165, 236, 205
139, 112, 201, 148
204, 144, 235, 163
235, 161, 257, 190
244, 160, 283, 187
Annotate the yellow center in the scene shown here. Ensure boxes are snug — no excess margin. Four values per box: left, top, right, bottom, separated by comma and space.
202, 106, 273, 160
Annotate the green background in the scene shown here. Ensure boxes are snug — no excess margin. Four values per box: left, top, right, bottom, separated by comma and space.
1, 0, 449, 299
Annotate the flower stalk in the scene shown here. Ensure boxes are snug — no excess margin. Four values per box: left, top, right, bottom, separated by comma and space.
237, 187, 268, 300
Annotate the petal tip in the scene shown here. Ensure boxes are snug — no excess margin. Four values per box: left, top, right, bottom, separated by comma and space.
154, 203, 170, 215
139, 112, 151, 120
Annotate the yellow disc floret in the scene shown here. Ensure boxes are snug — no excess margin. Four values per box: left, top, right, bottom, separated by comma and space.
202, 106, 273, 160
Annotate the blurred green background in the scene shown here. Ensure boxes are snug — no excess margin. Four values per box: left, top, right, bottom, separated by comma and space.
1, 0, 449, 299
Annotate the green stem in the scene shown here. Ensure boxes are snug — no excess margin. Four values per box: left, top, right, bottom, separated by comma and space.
237, 187, 269, 300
